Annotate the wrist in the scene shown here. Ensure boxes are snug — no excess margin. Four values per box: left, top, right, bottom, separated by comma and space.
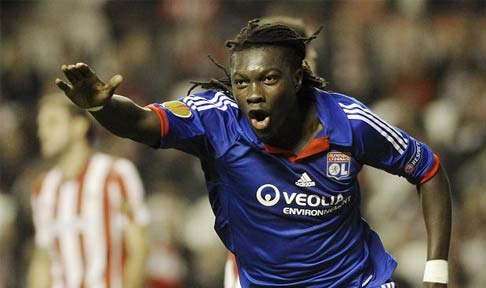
85, 105, 105, 112
86, 94, 119, 112
423, 259, 448, 284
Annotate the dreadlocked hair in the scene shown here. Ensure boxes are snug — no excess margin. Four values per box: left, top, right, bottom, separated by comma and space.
187, 19, 326, 98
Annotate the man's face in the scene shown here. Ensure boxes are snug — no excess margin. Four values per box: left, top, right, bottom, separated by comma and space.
230, 46, 302, 142
37, 104, 77, 159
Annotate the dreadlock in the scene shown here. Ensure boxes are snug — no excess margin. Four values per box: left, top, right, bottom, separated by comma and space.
188, 19, 326, 97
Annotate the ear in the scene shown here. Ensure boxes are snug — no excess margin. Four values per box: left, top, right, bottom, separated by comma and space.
294, 68, 303, 91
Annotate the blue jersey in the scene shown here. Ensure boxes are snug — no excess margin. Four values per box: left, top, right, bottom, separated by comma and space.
148, 88, 439, 288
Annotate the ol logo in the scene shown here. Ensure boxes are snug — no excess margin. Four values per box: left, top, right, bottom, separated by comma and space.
326, 152, 351, 180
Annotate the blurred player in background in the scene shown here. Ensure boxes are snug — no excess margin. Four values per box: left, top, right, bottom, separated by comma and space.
55, 19, 451, 288
28, 93, 149, 288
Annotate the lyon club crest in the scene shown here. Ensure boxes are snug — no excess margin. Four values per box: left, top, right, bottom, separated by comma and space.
326, 152, 351, 180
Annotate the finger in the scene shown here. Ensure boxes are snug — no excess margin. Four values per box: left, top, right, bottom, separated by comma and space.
55, 78, 72, 94
67, 64, 83, 81
75, 62, 94, 78
106, 74, 123, 93
62, 64, 78, 84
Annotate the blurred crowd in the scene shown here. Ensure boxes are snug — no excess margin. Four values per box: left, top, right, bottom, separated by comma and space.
0, 1, 485, 287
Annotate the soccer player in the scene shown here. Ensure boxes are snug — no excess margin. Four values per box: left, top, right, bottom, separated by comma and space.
55, 19, 452, 288
223, 16, 319, 288
28, 93, 149, 288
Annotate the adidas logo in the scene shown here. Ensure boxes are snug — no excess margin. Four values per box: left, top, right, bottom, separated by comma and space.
295, 172, 315, 187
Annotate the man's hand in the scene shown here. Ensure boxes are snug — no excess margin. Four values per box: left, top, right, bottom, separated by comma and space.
55, 63, 123, 109
423, 282, 447, 288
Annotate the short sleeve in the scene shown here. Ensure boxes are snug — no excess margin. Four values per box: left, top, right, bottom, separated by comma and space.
146, 100, 207, 156
148, 91, 240, 158
346, 103, 440, 185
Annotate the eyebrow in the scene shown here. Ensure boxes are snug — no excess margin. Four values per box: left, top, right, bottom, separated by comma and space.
232, 68, 282, 78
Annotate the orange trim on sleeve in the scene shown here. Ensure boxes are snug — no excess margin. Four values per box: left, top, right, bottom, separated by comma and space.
146, 104, 169, 138
419, 154, 440, 184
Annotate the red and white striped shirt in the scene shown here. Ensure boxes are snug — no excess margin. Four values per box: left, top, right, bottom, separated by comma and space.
32, 153, 149, 288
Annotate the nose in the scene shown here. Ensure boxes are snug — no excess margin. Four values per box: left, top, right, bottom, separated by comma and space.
247, 83, 264, 104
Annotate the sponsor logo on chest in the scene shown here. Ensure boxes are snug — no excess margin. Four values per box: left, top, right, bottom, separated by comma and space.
255, 183, 352, 217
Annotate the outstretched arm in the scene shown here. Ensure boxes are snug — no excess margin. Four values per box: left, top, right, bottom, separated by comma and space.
56, 63, 160, 147
418, 165, 452, 288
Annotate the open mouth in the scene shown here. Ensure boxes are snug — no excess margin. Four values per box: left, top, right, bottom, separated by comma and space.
248, 110, 270, 130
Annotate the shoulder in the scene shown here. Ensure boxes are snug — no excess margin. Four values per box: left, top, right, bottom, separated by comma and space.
321, 91, 377, 133
152, 90, 239, 128
327, 93, 410, 156
157, 90, 239, 130
319, 90, 367, 112
182, 90, 241, 137
313, 90, 404, 154
312, 89, 365, 147
181, 90, 238, 115
83, 153, 127, 179
112, 157, 140, 177
313, 89, 365, 119
92, 153, 139, 175
181, 91, 243, 155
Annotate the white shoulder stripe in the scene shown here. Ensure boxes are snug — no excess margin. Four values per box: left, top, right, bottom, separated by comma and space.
347, 114, 405, 154
339, 103, 407, 145
339, 102, 408, 154
184, 92, 227, 105
184, 92, 235, 105
183, 92, 238, 111
341, 107, 407, 149
361, 274, 373, 287
189, 99, 238, 111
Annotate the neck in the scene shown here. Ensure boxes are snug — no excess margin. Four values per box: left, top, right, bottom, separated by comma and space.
268, 99, 321, 154
56, 140, 92, 180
